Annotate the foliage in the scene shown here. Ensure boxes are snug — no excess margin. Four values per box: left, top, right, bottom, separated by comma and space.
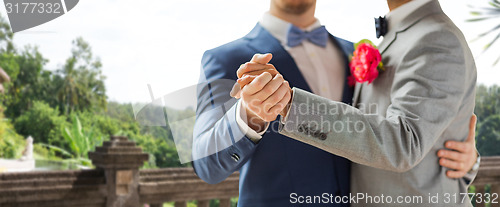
475, 85, 500, 120
0, 105, 24, 159
105, 102, 187, 168
476, 115, 500, 156
32, 143, 60, 160
64, 115, 103, 161
13, 101, 67, 147
0, 15, 14, 53
41, 115, 105, 167
474, 85, 500, 156
1, 46, 50, 118
57, 37, 106, 115
0, 22, 106, 118
468, 0, 500, 65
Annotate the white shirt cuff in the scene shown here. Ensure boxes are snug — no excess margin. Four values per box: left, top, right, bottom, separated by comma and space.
236, 100, 269, 143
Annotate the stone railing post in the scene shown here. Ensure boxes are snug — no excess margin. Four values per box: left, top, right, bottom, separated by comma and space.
89, 136, 149, 207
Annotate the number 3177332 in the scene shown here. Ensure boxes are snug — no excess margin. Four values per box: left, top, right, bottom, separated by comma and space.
5, 2, 62, 14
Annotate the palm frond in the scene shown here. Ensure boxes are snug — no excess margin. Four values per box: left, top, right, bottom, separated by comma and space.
469, 0, 500, 65
490, 0, 500, 8
494, 56, 500, 65
472, 24, 500, 41
467, 16, 499, 22
483, 32, 500, 52
470, 10, 500, 16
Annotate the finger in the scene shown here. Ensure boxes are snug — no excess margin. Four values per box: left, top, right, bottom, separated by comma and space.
269, 86, 291, 115
237, 75, 257, 89
439, 158, 465, 171
244, 68, 279, 77
445, 140, 470, 154
437, 149, 465, 162
250, 53, 273, 64
279, 81, 291, 117
263, 81, 290, 113
466, 114, 477, 143
242, 72, 273, 95
251, 74, 284, 102
229, 82, 242, 98
237, 62, 276, 78
446, 170, 467, 179
284, 80, 290, 88
237, 70, 279, 88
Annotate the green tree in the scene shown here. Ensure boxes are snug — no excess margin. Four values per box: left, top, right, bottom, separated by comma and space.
13, 101, 67, 147
476, 114, 500, 156
0, 15, 14, 53
474, 85, 500, 122
474, 85, 500, 156
1, 46, 50, 118
57, 37, 106, 115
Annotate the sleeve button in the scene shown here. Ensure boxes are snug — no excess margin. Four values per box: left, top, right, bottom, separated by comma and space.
319, 133, 327, 140
231, 153, 240, 162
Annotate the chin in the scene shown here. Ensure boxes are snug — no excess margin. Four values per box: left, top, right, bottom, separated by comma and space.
276, 0, 316, 15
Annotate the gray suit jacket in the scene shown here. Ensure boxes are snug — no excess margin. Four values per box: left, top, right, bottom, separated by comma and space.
279, 1, 477, 206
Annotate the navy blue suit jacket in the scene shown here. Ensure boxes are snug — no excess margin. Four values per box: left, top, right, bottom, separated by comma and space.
192, 23, 354, 207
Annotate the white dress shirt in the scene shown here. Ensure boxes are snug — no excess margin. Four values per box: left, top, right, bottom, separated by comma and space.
236, 12, 345, 142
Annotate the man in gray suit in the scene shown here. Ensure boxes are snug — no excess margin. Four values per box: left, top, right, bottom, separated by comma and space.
236, 0, 478, 206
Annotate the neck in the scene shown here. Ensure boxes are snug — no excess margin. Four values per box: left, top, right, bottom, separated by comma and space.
269, 3, 316, 29
387, 0, 412, 11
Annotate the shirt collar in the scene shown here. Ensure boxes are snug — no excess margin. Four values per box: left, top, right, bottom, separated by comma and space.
386, 0, 432, 32
259, 12, 323, 45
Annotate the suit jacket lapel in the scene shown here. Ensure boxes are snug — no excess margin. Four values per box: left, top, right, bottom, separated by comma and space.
380, 0, 444, 55
352, 0, 446, 107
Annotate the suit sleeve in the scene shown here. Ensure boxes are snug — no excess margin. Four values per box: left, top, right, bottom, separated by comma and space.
279, 31, 474, 172
192, 50, 259, 184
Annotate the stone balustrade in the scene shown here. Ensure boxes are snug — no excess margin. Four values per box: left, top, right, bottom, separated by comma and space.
472, 156, 500, 207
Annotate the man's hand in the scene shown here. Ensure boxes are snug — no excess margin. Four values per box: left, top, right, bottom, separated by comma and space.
230, 53, 281, 98
240, 72, 291, 123
234, 53, 291, 132
438, 114, 478, 178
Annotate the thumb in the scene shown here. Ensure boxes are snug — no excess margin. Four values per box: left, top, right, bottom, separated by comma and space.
250, 53, 273, 64
229, 82, 242, 99
466, 114, 477, 143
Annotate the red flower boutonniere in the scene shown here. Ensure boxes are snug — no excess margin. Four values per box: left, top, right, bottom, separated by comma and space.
347, 39, 385, 87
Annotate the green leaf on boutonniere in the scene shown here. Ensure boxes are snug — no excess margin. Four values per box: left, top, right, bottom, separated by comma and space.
378, 60, 385, 71
354, 39, 378, 49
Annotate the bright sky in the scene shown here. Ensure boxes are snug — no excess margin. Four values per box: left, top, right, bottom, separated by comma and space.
1, 0, 499, 104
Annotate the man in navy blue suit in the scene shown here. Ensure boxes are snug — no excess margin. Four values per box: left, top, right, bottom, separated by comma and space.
192, 0, 478, 206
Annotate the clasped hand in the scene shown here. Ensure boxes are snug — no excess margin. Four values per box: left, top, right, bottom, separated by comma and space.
230, 54, 292, 128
